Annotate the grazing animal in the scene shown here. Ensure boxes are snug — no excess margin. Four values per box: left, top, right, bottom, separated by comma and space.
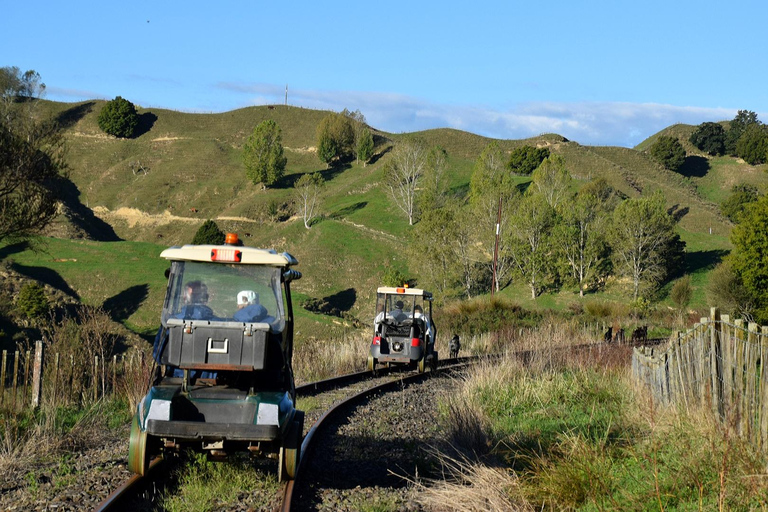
603, 327, 613, 343
613, 328, 625, 344
631, 325, 648, 344
449, 335, 461, 358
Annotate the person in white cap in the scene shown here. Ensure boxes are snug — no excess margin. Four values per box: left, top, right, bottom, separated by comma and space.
233, 290, 267, 322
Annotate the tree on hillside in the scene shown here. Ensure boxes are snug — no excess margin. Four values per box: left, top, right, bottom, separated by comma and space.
726, 109, 760, 155
342, 108, 367, 164
98, 96, 139, 138
730, 195, 768, 321
649, 136, 686, 172
507, 193, 555, 299
609, 192, 677, 300
416, 145, 449, 212
721, 184, 760, 223
735, 123, 768, 165
508, 145, 550, 176
689, 122, 726, 156
531, 154, 571, 210
243, 120, 287, 187
294, 172, 324, 229
356, 127, 374, 166
410, 206, 464, 298
385, 137, 428, 225
0, 67, 46, 121
553, 189, 611, 297
192, 220, 225, 245
0, 114, 66, 243
316, 113, 354, 166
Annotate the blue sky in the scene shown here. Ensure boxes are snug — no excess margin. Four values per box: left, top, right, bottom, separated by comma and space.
3, 0, 766, 147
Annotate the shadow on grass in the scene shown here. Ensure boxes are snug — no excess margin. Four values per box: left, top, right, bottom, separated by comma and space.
0, 240, 31, 260
102, 284, 150, 323
686, 249, 729, 274
55, 101, 95, 129
678, 155, 710, 178
329, 202, 367, 220
134, 112, 158, 137
367, 144, 392, 166
58, 180, 122, 241
667, 204, 690, 222
9, 262, 80, 299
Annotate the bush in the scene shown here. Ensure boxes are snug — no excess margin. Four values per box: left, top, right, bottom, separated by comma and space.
689, 122, 726, 156
97, 96, 139, 138
735, 124, 768, 165
649, 135, 686, 172
192, 220, 225, 245
381, 267, 408, 287
15, 282, 49, 320
508, 145, 550, 175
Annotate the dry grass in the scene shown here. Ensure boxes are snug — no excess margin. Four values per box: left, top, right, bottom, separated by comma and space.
293, 332, 369, 383
409, 450, 534, 512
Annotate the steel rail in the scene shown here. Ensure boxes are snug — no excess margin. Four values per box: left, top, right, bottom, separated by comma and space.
93, 456, 163, 512
281, 359, 471, 511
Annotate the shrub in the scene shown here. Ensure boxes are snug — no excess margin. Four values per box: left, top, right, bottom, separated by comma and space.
192, 220, 225, 245
97, 96, 139, 138
649, 135, 686, 172
381, 267, 408, 287
15, 282, 49, 320
508, 145, 550, 175
689, 122, 726, 156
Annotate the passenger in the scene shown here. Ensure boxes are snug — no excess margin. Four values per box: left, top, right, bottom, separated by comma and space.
176, 281, 214, 320
233, 290, 267, 322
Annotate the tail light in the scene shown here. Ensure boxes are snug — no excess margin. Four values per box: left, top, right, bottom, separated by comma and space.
373, 336, 381, 345
411, 337, 420, 347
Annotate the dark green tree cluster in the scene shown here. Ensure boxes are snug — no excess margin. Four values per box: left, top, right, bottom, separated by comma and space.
316, 112, 354, 166
689, 122, 726, 156
98, 96, 139, 138
649, 136, 686, 172
192, 220, 225, 245
507, 145, 550, 175
243, 120, 287, 187
692, 110, 768, 165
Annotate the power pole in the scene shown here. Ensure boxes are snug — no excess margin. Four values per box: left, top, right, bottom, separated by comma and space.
491, 196, 502, 297
285, 84, 288, 106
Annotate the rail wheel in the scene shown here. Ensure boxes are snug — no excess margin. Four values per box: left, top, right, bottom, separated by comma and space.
367, 354, 376, 372
128, 414, 151, 476
418, 356, 426, 373
430, 350, 438, 371
279, 411, 304, 482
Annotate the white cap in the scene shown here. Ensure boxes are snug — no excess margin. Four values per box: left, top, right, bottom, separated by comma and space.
237, 290, 258, 305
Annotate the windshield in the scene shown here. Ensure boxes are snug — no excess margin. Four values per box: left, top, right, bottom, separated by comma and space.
161, 260, 285, 332
374, 292, 427, 324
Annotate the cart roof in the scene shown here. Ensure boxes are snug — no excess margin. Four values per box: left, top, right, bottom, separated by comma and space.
376, 286, 432, 299
160, 244, 298, 266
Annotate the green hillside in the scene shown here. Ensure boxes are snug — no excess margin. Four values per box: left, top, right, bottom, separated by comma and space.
7, 100, 768, 339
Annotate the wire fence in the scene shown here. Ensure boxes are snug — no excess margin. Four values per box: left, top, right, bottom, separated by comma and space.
632, 308, 768, 451
0, 341, 150, 414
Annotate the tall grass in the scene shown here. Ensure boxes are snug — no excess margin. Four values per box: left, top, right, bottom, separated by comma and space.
427, 323, 768, 510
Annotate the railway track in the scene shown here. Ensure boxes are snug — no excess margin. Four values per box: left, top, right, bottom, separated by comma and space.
95, 357, 473, 511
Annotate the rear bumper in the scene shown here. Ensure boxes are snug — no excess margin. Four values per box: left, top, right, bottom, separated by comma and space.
146, 419, 279, 441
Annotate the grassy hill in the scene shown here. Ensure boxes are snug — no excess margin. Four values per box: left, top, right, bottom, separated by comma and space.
6, 100, 768, 340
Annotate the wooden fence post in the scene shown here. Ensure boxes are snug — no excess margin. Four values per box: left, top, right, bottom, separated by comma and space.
760, 326, 768, 451
0, 350, 6, 406
22, 349, 30, 408
710, 308, 722, 418
747, 323, 759, 443
53, 352, 60, 407
734, 319, 746, 436
11, 350, 19, 410
93, 356, 99, 402
31, 340, 43, 410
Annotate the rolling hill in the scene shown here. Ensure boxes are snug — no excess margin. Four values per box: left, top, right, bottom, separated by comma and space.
7, 99, 768, 339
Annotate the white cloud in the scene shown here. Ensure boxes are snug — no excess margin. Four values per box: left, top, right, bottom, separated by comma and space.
218, 82, 741, 147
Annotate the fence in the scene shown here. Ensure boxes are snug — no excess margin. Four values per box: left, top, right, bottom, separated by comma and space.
0, 341, 150, 413
632, 307, 768, 451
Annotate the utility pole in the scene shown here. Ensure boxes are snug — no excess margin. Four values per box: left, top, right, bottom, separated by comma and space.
285, 84, 288, 106
491, 196, 502, 297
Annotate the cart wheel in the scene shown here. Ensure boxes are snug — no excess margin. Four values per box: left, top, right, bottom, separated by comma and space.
128, 413, 151, 476
367, 354, 376, 372
279, 411, 304, 482
431, 350, 438, 371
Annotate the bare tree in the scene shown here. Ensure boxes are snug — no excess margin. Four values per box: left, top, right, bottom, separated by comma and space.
294, 172, 324, 229
507, 193, 555, 299
385, 138, 428, 225
531, 154, 571, 210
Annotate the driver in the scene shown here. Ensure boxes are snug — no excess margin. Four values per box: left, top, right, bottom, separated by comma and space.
176, 281, 214, 320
